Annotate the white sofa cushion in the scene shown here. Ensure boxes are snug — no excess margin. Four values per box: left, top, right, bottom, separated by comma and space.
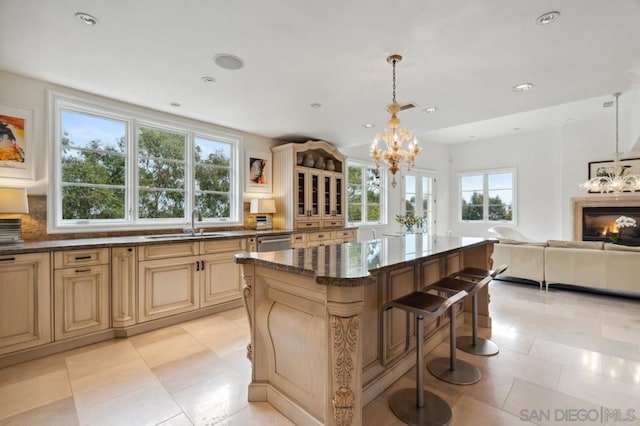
547, 240, 604, 250
492, 243, 545, 283
544, 247, 607, 289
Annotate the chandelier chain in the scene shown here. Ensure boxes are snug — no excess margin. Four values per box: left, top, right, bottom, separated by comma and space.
392, 58, 397, 104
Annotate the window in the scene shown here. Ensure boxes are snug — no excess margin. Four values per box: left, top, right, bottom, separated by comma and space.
403, 171, 435, 234
51, 93, 240, 232
347, 161, 385, 225
459, 169, 515, 222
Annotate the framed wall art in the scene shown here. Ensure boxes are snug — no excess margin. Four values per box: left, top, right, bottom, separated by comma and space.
587, 157, 640, 193
245, 150, 272, 193
0, 105, 34, 180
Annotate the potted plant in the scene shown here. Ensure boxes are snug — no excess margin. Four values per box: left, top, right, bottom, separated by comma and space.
395, 212, 424, 234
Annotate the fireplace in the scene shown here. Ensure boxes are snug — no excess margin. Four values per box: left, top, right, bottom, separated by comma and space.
573, 196, 640, 246
582, 206, 640, 246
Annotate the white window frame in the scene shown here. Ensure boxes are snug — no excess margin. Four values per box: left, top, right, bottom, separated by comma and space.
346, 160, 387, 226
457, 168, 517, 224
48, 91, 242, 233
401, 169, 437, 234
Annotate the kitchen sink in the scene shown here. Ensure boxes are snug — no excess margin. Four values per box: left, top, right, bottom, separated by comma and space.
145, 232, 225, 240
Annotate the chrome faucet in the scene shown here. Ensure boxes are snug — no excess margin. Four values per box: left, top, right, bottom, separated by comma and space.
185, 208, 202, 236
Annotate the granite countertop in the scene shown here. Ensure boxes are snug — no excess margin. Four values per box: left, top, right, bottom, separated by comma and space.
235, 235, 491, 287
0, 229, 296, 256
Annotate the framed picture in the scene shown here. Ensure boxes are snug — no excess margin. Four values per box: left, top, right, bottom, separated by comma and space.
587, 157, 640, 193
0, 105, 34, 180
245, 150, 272, 193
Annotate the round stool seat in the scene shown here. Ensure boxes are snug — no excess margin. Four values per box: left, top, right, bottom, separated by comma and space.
389, 388, 452, 426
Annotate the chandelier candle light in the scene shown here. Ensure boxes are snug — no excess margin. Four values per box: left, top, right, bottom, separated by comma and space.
580, 92, 640, 193
370, 54, 420, 188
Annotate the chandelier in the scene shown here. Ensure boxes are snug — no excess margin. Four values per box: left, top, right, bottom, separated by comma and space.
580, 92, 640, 194
370, 54, 420, 188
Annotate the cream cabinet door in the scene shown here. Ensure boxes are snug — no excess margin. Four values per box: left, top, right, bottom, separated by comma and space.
138, 256, 199, 322
54, 264, 110, 341
200, 252, 242, 307
0, 253, 51, 355
112, 247, 136, 328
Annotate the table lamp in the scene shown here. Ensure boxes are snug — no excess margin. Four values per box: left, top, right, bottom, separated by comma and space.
0, 187, 29, 244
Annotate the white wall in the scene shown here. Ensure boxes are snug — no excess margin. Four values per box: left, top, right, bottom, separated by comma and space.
0, 70, 280, 198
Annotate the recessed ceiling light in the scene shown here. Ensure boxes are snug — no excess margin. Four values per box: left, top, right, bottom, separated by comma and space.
170, 102, 181, 107
75, 12, 98, 26
310, 103, 322, 109
603, 101, 614, 108
513, 127, 520, 131
201, 76, 216, 84
362, 123, 375, 129
213, 54, 244, 70
469, 135, 475, 139
512, 83, 534, 92
565, 118, 574, 122
536, 11, 560, 25
423, 107, 438, 114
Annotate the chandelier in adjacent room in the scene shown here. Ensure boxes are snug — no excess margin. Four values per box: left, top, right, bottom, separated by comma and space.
370, 54, 420, 188
580, 92, 640, 194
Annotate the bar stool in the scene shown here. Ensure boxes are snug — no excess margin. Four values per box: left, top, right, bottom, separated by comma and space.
449, 264, 508, 356
380, 290, 467, 426
425, 276, 487, 385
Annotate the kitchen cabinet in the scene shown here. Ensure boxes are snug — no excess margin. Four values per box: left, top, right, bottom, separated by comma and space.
291, 229, 357, 248
0, 252, 51, 355
272, 141, 346, 230
112, 247, 136, 327
53, 248, 110, 340
137, 239, 246, 322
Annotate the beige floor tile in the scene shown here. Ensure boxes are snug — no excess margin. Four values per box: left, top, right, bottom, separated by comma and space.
0, 396, 78, 426
602, 324, 640, 346
214, 402, 295, 426
529, 338, 603, 375
221, 348, 252, 379
0, 352, 68, 386
363, 396, 407, 426
452, 394, 531, 426
128, 324, 187, 348
76, 383, 181, 426
601, 354, 640, 386
134, 332, 210, 368
156, 413, 194, 426
503, 379, 602, 426
152, 349, 233, 394
172, 369, 250, 425
188, 324, 250, 358
70, 358, 158, 411
218, 307, 247, 322
0, 369, 72, 420
65, 340, 141, 380
482, 345, 563, 390
561, 332, 640, 362
487, 326, 536, 354
557, 367, 640, 414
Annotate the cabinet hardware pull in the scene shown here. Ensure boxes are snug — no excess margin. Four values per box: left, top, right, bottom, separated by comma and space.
75, 268, 91, 273
318, 235, 324, 238
74, 255, 92, 260
127, 248, 133, 252
196, 261, 200, 271
200, 260, 205, 270
0, 257, 16, 262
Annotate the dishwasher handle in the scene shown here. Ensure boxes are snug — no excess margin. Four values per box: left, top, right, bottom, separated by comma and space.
258, 237, 291, 244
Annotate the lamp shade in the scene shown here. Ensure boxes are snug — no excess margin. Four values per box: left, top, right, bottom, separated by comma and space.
250, 199, 276, 214
0, 187, 29, 214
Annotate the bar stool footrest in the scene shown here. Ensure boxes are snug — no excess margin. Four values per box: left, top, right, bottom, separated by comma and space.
456, 336, 499, 356
427, 357, 481, 385
389, 387, 452, 426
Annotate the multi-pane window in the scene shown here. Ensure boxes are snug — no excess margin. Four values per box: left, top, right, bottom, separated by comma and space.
347, 162, 384, 225
51, 95, 239, 231
459, 169, 515, 222
403, 172, 435, 234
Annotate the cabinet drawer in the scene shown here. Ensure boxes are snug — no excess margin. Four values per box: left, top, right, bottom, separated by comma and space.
322, 220, 345, 228
334, 229, 356, 239
200, 238, 247, 254
138, 242, 199, 261
54, 248, 109, 269
291, 233, 307, 244
296, 221, 320, 229
308, 231, 333, 242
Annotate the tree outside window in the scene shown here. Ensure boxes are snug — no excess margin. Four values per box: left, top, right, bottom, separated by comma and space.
347, 163, 384, 225
459, 170, 514, 222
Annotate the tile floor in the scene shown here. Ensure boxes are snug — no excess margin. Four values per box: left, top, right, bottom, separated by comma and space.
1, 281, 639, 425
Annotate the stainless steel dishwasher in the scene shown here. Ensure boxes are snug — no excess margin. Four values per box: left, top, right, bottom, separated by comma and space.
256, 234, 292, 252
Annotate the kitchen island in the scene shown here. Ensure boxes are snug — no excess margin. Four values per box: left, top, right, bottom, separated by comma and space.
235, 235, 494, 426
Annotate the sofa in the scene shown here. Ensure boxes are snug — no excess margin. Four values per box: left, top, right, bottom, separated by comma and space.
492, 239, 640, 294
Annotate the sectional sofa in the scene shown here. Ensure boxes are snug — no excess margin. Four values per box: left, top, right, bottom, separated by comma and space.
492, 239, 640, 294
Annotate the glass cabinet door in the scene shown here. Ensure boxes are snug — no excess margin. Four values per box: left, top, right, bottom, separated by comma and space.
311, 173, 319, 216
296, 169, 307, 218
335, 176, 343, 217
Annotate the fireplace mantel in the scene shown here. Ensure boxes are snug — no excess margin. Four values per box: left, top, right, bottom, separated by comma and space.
572, 195, 640, 240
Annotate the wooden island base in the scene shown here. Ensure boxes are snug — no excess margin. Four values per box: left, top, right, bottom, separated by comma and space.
236, 236, 494, 426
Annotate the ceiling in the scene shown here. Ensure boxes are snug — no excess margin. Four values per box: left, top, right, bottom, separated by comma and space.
1, 0, 639, 147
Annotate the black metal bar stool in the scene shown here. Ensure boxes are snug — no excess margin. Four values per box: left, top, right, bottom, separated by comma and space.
380, 290, 467, 426
425, 276, 487, 385
449, 264, 508, 356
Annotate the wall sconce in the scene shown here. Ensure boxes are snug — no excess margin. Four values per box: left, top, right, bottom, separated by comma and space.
250, 199, 276, 230
0, 187, 29, 244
